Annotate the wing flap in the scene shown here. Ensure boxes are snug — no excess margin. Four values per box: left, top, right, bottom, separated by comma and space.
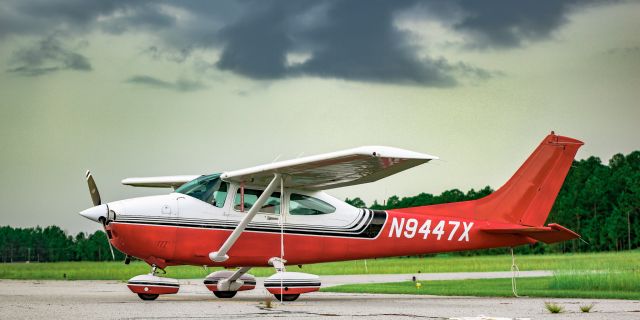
221, 146, 437, 190
481, 223, 580, 244
121, 175, 201, 188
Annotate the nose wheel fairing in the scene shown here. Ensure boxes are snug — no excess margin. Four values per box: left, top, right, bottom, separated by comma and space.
127, 274, 180, 298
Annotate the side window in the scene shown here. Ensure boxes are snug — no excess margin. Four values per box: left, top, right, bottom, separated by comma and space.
212, 182, 228, 208
234, 188, 281, 214
289, 194, 336, 215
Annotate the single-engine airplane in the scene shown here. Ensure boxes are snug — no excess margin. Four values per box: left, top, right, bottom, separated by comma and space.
80, 132, 582, 301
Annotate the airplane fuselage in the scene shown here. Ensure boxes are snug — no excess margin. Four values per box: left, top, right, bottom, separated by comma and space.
104, 190, 532, 268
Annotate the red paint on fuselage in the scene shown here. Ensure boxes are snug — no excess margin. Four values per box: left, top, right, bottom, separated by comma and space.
107, 210, 531, 268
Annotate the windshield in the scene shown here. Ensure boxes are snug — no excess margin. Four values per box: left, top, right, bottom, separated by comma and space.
175, 174, 228, 207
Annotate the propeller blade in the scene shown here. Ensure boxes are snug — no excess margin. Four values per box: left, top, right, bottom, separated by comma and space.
100, 219, 116, 261
85, 170, 114, 260
86, 170, 101, 206
107, 236, 116, 260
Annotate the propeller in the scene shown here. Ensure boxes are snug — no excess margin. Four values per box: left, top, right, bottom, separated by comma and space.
85, 170, 115, 260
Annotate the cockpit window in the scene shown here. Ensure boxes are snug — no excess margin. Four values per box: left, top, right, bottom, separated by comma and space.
175, 174, 228, 208
289, 194, 336, 215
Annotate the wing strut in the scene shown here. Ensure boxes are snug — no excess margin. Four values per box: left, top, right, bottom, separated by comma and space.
209, 173, 281, 262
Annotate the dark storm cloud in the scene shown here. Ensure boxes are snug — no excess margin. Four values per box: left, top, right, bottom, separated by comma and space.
125, 75, 206, 92
0, 0, 174, 38
291, 0, 455, 86
1, 0, 180, 77
215, 1, 307, 79
448, 0, 589, 49
0, 0, 615, 84
212, 0, 606, 84
7, 35, 91, 76
214, 0, 458, 86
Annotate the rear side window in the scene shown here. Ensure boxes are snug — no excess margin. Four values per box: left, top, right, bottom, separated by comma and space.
233, 188, 281, 214
289, 194, 336, 215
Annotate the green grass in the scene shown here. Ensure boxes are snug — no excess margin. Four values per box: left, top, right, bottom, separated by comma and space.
0, 251, 638, 282
0, 261, 209, 281
322, 271, 640, 300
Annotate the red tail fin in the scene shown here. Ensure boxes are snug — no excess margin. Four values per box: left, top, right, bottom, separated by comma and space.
475, 133, 583, 226
399, 133, 583, 227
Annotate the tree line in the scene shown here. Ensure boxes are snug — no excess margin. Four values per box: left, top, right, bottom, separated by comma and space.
1, 151, 638, 262
346, 150, 640, 255
0, 226, 125, 262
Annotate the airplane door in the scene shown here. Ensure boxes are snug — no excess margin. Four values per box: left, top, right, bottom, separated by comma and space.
176, 195, 185, 218
152, 194, 180, 262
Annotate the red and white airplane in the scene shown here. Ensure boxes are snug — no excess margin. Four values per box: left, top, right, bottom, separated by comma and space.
80, 132, 582, 301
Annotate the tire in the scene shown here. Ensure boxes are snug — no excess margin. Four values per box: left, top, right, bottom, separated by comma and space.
137, 293, 159, 301
274, 294, 300, 301
213, 291, 237, 298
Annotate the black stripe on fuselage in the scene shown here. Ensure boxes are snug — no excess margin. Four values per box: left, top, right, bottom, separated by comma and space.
119, 208, 370, 233
114, 210, 387, 239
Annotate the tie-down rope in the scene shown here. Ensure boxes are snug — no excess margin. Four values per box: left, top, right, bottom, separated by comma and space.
510, 247, 520, 297
279, 176, 285, 302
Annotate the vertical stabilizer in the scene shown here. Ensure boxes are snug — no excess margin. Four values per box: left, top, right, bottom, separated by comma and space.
473, 133, 583, 226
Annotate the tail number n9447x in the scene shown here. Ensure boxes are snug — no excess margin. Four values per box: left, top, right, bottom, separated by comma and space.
388, 217, 474, 242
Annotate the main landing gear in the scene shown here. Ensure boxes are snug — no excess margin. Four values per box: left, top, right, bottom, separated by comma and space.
203, 267, 256, 298
202, 260, 321, 302
263, 258, 321, 302
127, 265, 180, 301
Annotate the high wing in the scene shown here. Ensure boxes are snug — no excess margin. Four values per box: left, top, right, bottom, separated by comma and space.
221, 146, 437, 190
121, 175, 201, 188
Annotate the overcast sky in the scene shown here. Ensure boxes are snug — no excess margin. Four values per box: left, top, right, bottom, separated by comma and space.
1, 0, 639, 234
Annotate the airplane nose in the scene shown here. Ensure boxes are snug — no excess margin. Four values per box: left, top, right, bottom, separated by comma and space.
79, 204, 108, 222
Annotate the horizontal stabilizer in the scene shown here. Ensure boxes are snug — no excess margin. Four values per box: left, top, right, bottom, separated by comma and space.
481, 223, 580, 244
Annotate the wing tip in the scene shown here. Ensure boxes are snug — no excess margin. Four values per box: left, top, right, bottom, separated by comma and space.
355, 145, 438, 160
